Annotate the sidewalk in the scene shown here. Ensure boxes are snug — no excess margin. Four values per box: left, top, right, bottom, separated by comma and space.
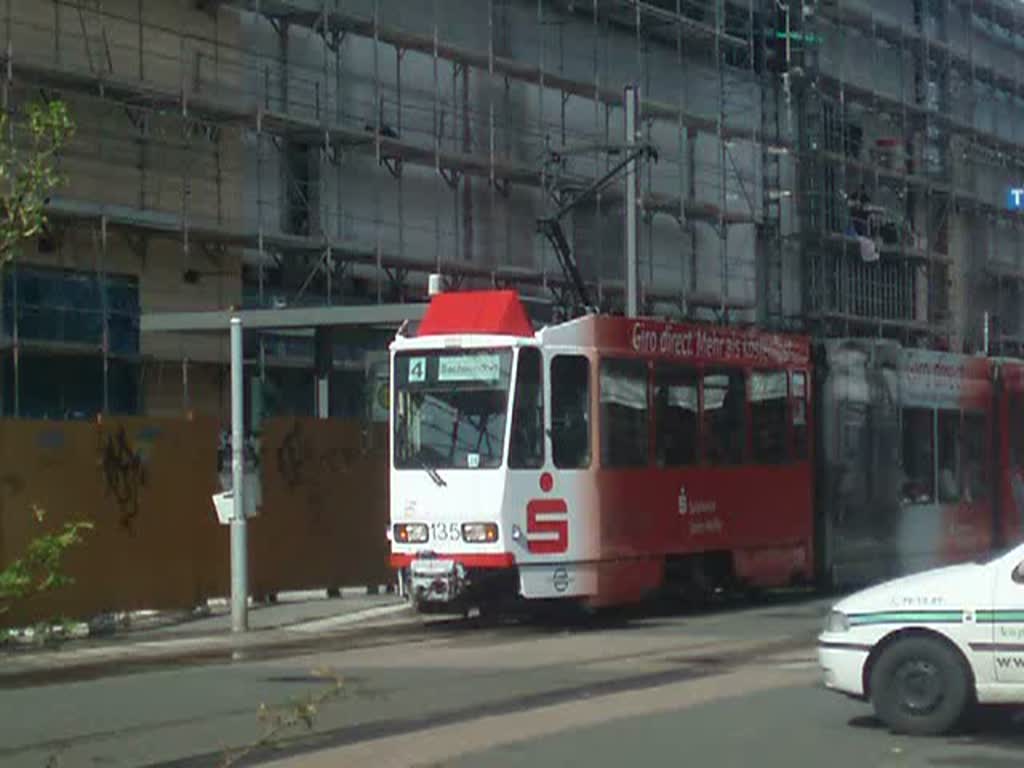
0, 590, 422, 688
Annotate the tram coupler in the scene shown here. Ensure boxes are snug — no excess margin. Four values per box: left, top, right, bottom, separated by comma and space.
409, 557, 468, 606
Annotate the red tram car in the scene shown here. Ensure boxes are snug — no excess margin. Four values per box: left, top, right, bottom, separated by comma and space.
388, 289, 1024, 613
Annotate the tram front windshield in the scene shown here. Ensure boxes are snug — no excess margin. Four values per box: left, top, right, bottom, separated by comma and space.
393, 349, 513, 470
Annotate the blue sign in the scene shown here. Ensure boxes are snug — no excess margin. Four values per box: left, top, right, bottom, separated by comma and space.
1008, 188, 1024, 211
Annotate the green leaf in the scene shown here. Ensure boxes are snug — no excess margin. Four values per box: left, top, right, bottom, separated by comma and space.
0, 515, 92, 616
0, 98, 75, 263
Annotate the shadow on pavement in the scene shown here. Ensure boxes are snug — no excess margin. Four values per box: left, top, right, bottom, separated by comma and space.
848, 706, 1024, 752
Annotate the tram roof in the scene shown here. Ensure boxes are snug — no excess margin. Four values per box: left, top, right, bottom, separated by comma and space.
416, 290, 536, 338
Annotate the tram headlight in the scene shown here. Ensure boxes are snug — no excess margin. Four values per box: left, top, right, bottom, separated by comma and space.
824, 610, 850, 634
394, 523, 428, 544
462, 523, 499, 543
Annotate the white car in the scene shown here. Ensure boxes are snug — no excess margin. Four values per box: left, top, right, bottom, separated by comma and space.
818, 540, 1024, 735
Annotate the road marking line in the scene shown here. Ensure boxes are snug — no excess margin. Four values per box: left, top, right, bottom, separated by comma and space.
285, 604, 412, 633
775, 660, 817, 670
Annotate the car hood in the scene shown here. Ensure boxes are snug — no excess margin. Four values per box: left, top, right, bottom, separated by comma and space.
834, 562, 992, 615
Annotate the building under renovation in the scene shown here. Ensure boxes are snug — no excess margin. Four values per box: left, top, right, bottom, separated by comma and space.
3, 0, 1024, 420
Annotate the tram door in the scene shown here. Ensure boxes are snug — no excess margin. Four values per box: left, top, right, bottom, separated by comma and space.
818, 339, 901, 587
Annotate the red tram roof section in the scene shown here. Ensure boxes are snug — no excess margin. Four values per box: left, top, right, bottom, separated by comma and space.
417, 290, 535, 338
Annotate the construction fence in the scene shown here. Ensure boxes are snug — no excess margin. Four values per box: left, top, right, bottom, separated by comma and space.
0, 415, 391, 627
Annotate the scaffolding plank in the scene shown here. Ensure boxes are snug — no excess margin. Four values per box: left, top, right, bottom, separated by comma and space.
812, 309, 932, 333
3, 55, 249, 125
260, 110, 743, 225
141, 303, 428, 333
260, 109, 542, 187
816, 2, 1024, 99
816, 148, 945, 194
812, 67, 1024, 162
223, 0, 756, 143
804, 230, 949, 265
44, 196, 702, 306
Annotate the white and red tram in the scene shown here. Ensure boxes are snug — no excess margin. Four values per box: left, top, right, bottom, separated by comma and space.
387, 289, 1024, 614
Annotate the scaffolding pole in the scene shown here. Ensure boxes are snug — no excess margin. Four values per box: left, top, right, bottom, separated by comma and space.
625, 83, 639, 318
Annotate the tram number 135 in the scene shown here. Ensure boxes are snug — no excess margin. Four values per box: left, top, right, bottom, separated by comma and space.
430, 522, 462, 542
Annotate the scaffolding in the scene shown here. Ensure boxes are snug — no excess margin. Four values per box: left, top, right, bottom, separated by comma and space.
4, 0, 1023, 412
1, 0, 775, 325
796, 0, 1024, 352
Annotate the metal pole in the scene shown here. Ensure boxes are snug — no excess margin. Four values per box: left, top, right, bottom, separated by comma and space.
230, 316, 248, 633
625, 83, 639, 318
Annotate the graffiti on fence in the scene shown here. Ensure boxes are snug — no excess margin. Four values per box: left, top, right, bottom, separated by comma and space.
98, 426, 147, 533
276, 420, 310, 492
274, 420, 359, 527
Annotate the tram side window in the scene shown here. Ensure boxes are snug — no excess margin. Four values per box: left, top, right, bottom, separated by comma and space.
937, 410, 961, 503
792, 371, 809, 460
962, 412, 988, 503
702, 370, 746, 465
600, 358, 649, 468
654, 365, 698, 467
509, 348, 544, 469
550, 355, 590, 469
1011, 394, 1024, 470
902, 408, 934, 503
750, 370, 789, 464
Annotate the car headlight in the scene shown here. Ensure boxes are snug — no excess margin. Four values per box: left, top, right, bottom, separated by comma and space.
394, 523, 428, 543
824, 610, 850, 633
462, 523, 498, 543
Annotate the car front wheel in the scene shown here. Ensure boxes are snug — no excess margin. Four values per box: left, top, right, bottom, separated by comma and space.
869, 635, 971, 736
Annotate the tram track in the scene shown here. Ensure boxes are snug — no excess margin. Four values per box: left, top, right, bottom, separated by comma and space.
144, 628, 818, 768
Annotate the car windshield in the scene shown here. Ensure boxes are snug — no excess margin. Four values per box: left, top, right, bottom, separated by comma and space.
977, 544, 1024, 566
393, 349, 513, 470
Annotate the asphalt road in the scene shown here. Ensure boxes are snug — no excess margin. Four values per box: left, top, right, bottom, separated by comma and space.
443, 683, 1024, 768
1, 593, 1021, 768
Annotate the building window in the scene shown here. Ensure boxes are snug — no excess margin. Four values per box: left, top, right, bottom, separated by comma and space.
654, 364, 698, 467
702, 370, 746, 465
550, 355, 590, 469
600, 358, 649, 468
750, 370, 789, 464
2, 265, 140, 354
902, 408, 934, 503
0, 266, 141, 419
509, 347, 544, 469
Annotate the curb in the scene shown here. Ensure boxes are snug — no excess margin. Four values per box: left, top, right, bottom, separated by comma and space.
2, 585, 399, 647
0, 601, 428, 689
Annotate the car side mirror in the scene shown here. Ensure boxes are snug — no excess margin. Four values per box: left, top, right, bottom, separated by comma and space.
1013, 562, 1024, 585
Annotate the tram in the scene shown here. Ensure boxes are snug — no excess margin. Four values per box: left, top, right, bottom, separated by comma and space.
387, 288, 1024, 613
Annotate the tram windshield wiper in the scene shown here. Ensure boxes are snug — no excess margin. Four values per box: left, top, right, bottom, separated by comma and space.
417, 456, 447, 487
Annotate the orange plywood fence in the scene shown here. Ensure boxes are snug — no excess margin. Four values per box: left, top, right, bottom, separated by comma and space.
0, 417, 225, 627
250, 419, 391, 596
